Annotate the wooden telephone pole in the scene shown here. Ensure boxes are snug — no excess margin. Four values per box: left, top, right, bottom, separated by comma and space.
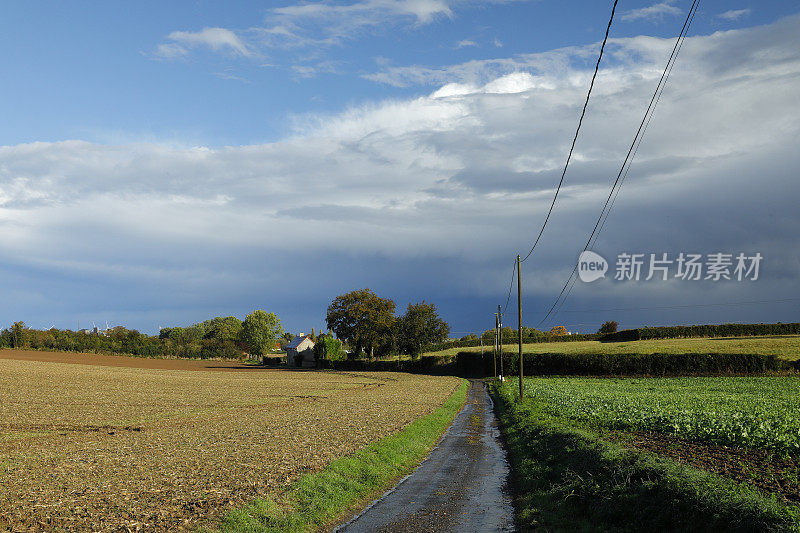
497, 305, 503, 378
517, 254, 524, 399
493, 314, 498, 378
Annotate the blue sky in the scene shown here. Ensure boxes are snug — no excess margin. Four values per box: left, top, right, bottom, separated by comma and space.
1, 1, 799, 335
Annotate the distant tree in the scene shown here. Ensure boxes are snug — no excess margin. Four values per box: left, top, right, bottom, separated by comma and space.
201, 316, 244, 359
598, 321, 619, 335
314, 333, 344, 361
397, 301, 450, 358
282, 332, 293, 342
326, 288, 396, 358
204, 317, 243, 342
11, 321, 29, 349
520, 326, 546, 339
241, 310, 283, 357
550, 325, 568, 336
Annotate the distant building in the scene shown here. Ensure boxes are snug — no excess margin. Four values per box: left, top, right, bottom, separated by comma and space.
79, 326, 107, 336
285, 334, 315, 368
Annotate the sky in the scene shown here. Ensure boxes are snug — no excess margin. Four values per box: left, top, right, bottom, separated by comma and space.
1, 0, 799, 336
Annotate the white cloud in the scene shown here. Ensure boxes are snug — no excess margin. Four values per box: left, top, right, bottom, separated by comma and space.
272, 0, 454, 28
155, 27, 251, 59
290, 61, 341, 79
4, 15, 800, 326
456, 39, 478, 48
362, 41, 600, 87
154, 1, 516, 62
718, 8, 752, 21
620, 1, 682, 22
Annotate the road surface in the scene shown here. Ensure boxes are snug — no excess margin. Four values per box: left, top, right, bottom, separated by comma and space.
337, 380, 515, 532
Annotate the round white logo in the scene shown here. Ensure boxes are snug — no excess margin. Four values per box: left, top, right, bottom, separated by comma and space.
577, 251, 608, 282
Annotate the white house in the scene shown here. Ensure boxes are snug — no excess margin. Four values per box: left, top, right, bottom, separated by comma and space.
285, 335, 316, 368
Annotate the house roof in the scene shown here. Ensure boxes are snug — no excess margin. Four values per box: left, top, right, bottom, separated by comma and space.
285, 335, 312, 350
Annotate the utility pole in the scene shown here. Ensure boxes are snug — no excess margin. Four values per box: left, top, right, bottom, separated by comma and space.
493, 313, 498, 378
498, 305, 503, 378
517, 254, 524, 400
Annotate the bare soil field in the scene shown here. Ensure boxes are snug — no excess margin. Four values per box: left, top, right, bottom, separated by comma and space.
0, 350, 460, 531
0, 349, 251, 371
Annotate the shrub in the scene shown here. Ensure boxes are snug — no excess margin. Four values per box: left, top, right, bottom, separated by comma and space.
598, 321, 618, 334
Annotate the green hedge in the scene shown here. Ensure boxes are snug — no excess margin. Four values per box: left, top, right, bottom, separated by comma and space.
455, 351, 797, 377
319, 355, 455, 374
602, 323, 800, 342
311, 351, 797, 377
426, 332, 600, 353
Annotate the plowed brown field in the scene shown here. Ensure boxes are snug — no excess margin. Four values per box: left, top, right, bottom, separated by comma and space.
0, 350, 460, 531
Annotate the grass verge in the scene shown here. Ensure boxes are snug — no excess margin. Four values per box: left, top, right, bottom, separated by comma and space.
491, 381, 800, 532
212, 379, 468, 533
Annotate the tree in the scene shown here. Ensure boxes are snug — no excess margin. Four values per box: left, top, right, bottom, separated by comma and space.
241, 310, 283, 357
11, 321, 28, 349
520, 326, 546, 339
598, 321, 618, 335
397, 301, 450, 357
201, 316, 244, 359
326, 288, 396, 358
313, 333, 344, 361
550, 325, 568, 336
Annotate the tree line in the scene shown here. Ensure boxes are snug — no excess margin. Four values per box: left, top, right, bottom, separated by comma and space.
0, 310, 283, 360
1, 289, 454, 361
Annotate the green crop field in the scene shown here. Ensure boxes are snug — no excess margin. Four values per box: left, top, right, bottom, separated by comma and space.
426, 335, 800, 360
492, 377, 800, 531
516, 376, 800, 453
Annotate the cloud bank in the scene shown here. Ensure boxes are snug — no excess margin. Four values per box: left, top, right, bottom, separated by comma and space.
4, 15, 800, 332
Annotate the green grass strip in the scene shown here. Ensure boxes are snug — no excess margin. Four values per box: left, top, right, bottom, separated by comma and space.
491, 381, 800, 532
212, 379, 468, 533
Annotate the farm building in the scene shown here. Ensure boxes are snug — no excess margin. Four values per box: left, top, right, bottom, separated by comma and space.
285, 334, 316, 367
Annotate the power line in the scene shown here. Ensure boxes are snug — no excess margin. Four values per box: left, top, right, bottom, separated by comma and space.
502, 258, 516, 314
520, 0, 619, 264
539, 0, 700, 326
591, 1, 693, 250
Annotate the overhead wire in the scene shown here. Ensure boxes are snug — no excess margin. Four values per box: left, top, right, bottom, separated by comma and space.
591, 1, 694, 249
520, 0, 619, 264
538, 0, 700, 326
499, 0, 619, 321
502, 258, 517, 314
